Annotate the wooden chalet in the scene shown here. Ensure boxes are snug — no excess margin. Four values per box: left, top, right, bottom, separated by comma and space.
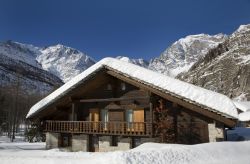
26, 58, 238, 152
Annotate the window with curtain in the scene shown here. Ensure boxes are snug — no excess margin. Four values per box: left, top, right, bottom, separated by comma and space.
101, 109, 109, 130
126, 109, 133, 130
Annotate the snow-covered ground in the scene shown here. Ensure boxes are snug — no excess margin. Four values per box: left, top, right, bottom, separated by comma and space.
1, 136, 250, 164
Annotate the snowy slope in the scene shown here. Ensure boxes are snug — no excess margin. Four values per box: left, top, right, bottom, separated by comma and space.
149, 33, 226, 77
1, 138, 250, 164
26, 57, 238, 119
37, 45, 96, 82
0, 40, 41, 68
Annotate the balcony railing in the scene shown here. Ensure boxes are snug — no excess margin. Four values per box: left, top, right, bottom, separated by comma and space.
45, 120, 152, 136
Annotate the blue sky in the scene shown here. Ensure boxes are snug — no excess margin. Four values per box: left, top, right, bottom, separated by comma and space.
0, 0, 250, 61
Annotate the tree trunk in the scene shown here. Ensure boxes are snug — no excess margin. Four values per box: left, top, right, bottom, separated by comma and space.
11, 69, 20, 142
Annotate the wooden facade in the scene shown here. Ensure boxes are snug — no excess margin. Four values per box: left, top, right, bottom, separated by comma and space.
29, 68, 237, 151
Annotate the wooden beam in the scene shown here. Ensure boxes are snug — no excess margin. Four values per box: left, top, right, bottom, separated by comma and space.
78, 96, 149, 103
71, 102, 76, 121
106, 70, 236, 127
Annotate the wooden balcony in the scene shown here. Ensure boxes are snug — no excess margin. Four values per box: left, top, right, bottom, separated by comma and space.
45, 120, 152, 136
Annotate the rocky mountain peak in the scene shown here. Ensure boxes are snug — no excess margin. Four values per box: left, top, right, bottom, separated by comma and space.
116, 56, 149, 68
235, 24, 250, 34
38, 44, 96, 82
178, 24, 250, 100
149, 33, 227, 77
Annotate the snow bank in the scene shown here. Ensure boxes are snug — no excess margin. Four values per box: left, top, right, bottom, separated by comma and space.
1, 140, 250, 164
122, 142, 250, 164
27, 57, 238, 119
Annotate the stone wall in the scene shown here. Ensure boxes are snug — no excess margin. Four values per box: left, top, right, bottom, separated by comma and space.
72, 134, 89, 152
46, 132, 59, 149
98, 136, 131, 152
208, 123, 225, 142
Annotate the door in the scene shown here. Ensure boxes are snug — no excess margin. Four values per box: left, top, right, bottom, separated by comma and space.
61, 134, 71, 147
89, 135, 99, 152
133, 109, 144, 132
126, 109, 144, 132
90, 108, 99, 130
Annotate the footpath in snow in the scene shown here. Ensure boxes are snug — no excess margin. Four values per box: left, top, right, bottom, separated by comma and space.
0, 136, 250, 164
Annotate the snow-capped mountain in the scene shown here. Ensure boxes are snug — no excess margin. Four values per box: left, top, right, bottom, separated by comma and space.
0, 41, 96, 95
178, 24, 250, 100
116, 56, 149, 68
149, 33, 227, 77
0, 41, 63, 95
37, 44, 96, 82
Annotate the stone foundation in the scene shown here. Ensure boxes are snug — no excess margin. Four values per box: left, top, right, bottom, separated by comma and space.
46, 132, 59, 149
208, 123, 225, 142
72, 134, 89, 152
98, 136, 131, 152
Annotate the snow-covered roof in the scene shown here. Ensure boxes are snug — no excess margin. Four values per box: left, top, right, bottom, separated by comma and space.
26, 57, 238, 119
233, 101, 250, 112
239, 111, 250, 122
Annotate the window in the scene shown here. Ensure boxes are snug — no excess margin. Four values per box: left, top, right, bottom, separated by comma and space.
126, 109, 133, 130
101, 109, 109, 130
121, 82, 126, 91
107, 84, 112, 90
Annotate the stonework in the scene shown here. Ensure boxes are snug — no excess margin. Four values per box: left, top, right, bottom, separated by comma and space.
46, 132, 59, 149
98, 136, 131, 152
140, 137, 159, 144
208, 123, 225, 142
72, 134, 89, 152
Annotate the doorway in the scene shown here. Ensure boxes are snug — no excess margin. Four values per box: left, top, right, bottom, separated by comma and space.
89, 135, 99, 152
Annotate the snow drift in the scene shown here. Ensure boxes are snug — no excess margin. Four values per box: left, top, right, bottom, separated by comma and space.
0, 140, 250, 164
